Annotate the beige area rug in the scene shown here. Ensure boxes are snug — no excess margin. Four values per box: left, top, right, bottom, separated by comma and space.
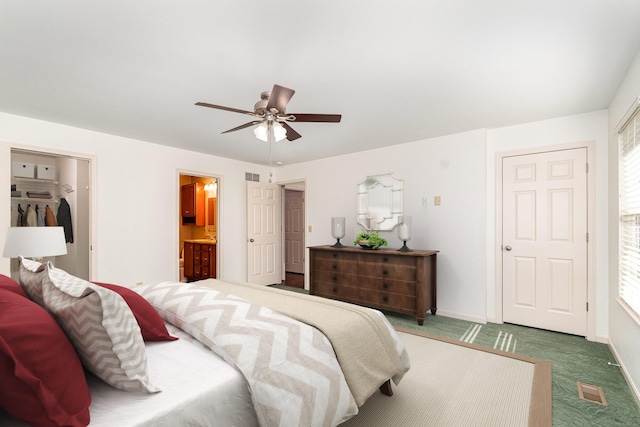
341, 327, 552, 427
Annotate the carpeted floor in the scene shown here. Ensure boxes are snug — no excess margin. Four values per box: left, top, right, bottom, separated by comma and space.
384, 311, 640, 427
341, 328, 551, 427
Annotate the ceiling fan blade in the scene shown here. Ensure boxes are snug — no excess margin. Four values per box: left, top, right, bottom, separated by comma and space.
221, 120, 263, 134
195, 102, 255, 116
288, 113, 342, 123
281, 122, 302, 141
266, 84, 295, 114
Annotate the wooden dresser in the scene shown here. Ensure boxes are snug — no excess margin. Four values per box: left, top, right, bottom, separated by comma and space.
309, 245, 438, 325
183, 241, 216, 282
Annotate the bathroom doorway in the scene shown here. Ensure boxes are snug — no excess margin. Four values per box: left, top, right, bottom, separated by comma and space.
178, 173, 218, 282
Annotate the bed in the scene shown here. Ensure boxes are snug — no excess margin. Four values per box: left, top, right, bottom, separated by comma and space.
0, 263, 409, 427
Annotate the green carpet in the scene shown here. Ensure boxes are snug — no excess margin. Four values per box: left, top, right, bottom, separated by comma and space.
383, 311, 640, 427
271, 284, 640, 426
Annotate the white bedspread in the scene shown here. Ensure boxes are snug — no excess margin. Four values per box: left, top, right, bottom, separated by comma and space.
0, 324, 258, 427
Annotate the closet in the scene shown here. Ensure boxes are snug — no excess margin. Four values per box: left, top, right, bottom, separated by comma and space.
9, 149, 91, 280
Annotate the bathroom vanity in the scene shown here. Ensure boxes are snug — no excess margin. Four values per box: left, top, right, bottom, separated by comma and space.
183, 240, 217, 282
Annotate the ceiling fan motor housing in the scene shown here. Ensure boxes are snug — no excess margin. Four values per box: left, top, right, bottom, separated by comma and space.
254, 91, 271, 115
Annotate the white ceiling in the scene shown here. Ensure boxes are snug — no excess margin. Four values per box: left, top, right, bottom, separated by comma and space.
1, 1, 640, 166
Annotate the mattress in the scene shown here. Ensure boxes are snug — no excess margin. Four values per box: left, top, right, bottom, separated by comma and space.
0, 324, 258, 426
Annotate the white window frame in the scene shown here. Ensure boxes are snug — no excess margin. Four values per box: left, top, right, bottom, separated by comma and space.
618, 97, 640, 320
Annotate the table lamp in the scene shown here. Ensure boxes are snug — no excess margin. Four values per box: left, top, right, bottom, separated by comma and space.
397, 216, 413, 252
3, 227, 68, 261
331, 217, 346, 248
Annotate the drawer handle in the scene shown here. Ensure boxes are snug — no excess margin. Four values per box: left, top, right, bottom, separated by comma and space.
332, 253, 337, 258
382, 257, 388, 262
332, 276, 338, 282
382, 296, 388, 303
382, 270, 388, 276
332, 264, 337, 270
332, 287, 337, 293
382, 283, 388, 289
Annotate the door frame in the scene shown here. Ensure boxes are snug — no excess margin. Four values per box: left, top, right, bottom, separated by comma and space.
177, 170, 222, 281
495, 140, 596, 341
277, 178, 307, 286
2, 143, 97, 280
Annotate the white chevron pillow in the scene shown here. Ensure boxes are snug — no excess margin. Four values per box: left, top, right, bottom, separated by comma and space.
42, 263, 159, 393
18, 257, 47, 306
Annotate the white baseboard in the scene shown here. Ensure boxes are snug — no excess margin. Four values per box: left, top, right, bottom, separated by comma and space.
608, 338, 640, 406
595, 334, 609, 344
435, 310, 487, 324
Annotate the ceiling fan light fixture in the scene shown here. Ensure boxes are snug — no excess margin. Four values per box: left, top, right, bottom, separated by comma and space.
254, 121, 287, 142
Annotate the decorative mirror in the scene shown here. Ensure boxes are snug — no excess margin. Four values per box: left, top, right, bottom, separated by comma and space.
357, 173, 403, 231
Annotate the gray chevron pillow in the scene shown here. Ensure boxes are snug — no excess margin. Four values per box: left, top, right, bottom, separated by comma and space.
42, 263, 159, 393
18, 257, 46, 306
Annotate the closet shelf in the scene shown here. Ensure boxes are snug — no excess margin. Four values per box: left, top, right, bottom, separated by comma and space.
11, 197, 59, 204
11, 177, 59, 185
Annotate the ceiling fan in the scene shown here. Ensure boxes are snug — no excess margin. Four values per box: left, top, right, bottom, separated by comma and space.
195, 84, 341, 142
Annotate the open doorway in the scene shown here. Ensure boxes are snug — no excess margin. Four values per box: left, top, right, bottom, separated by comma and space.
178, 173, 218, 282
282, 181, 305, 289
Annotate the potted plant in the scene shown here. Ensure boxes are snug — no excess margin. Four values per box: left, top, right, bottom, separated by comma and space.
354, 230, 387, 249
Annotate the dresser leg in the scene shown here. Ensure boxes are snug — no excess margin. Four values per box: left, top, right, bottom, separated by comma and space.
417, 316, 424, 326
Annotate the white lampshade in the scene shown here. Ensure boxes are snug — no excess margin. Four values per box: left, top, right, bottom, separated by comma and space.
2, 227, 68, 258
254, 122, 287, 142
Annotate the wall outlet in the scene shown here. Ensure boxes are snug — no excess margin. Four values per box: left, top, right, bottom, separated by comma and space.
434, 196, 442, 206
136, 281, 143, 286
308, 225, 313, 232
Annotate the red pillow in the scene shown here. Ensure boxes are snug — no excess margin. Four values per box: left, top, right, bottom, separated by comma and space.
93, 282, 177, 342
0, 274, 28, 298
0, 284, 91, 427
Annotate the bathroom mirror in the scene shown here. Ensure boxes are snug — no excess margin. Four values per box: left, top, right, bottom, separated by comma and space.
357, 173, 403, 230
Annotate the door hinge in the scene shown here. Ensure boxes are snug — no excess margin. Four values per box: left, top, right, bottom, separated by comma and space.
586, 302, 589, 312
586, 232, 589, 243
586, 163, 589, 173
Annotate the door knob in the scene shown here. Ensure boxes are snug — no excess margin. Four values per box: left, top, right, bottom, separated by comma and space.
249, 238, 255, 243
505, 245, 512, 251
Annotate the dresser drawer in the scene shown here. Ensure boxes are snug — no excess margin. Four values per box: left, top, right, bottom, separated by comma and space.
357, 261, 416, 281
313, 281, 362, 301
312, 270, 359, 287
313, 250, 358, 262
358, 277, 416, 296
370, 290, 416, 312
312, 253, 358, 274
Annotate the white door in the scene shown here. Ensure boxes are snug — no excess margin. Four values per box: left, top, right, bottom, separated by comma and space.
502, 148, 588, 336
246, 181, 282, 285
284, 189, 305, 274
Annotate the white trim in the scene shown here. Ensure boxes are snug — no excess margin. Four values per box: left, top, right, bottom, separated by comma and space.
436, 310, 488, 325
494, 140, 597, 341
176, 169, 224, 281
617, 296, 640, 328
609, 337, 640, 407
275, 178, 308, 288
4, 142, 98, 280
614, 96, 640, 134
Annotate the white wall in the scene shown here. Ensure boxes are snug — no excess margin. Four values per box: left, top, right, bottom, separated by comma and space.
486, 110, 610, 339
607, 46, 640, 398
279, 129, 488, 322
0, 112, 269, 286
